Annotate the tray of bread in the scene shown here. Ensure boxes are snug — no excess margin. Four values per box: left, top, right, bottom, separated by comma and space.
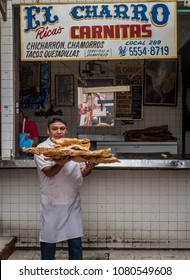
22, 137, 120, 164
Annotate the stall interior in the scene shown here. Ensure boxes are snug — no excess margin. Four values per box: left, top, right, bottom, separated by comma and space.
15, 7, 190, 157
17, 58, 180, 157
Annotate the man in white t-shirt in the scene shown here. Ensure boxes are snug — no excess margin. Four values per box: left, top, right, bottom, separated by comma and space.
34, 115, 95, 260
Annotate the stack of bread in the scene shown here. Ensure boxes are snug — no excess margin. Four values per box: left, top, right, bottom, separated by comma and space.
22, 137, 120, 164
123, 125, 177, 142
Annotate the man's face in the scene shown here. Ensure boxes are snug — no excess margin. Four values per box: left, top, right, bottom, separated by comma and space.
47, 122, 68, 139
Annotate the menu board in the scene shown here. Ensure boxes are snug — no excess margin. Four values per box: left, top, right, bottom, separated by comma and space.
115, 91, 133, 119
116, 64, 143, 120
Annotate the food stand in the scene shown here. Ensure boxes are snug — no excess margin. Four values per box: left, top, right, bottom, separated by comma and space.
2, 1, 190, 253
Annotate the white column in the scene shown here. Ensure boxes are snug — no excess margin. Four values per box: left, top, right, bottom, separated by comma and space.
1, 1, 14, 159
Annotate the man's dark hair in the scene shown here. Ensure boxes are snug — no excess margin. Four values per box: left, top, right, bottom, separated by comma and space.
47, 115, 67, 127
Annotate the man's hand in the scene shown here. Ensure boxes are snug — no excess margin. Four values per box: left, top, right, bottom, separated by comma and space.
42, 156, 71, 177
25, 133, 31, 139
81, 162, 97, 177
54, 156, 71, 167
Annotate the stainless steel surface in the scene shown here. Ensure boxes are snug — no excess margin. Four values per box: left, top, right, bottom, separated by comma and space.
97, 141, 178, 154
78, 134, 125, 141
96, 159, 190, 169
0, 158, 36, 168
1, 155, 190, 169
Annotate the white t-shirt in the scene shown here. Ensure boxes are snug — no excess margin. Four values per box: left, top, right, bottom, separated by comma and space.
34, 138, 84, 243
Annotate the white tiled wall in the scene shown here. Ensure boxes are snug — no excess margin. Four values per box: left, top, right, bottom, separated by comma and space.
1, 168, 190, 249
1, 1, 14, 158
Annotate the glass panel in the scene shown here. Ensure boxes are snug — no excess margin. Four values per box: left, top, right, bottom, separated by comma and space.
78, 88, 114, 127
19, 62, 50, 109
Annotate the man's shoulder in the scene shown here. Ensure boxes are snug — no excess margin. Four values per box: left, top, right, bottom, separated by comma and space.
37, 138, 51, 148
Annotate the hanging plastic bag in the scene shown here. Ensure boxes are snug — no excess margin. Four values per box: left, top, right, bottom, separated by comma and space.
19, 133, 33, 149
19, 118, 33, 149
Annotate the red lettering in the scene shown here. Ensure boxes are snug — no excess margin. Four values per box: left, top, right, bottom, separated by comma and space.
103, 25, 114, 38
80, 26, 91, 39
130, 25, 141, 38
142, 24, 152, 37
70, 24, 152, 39
120, 25, 130, 38
35, 26, 64, 39
92, 26, 102, 39
70, 26, 79, 38
115, 25, 121, 39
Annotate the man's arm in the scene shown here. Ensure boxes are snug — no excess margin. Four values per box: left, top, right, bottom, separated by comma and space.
81, 163, 96, 177
32, 137, 39, 147
42, 156, 71, 178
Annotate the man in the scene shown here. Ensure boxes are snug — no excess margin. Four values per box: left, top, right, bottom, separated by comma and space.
19, 110, 39, 147
34, 115, 95, 260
